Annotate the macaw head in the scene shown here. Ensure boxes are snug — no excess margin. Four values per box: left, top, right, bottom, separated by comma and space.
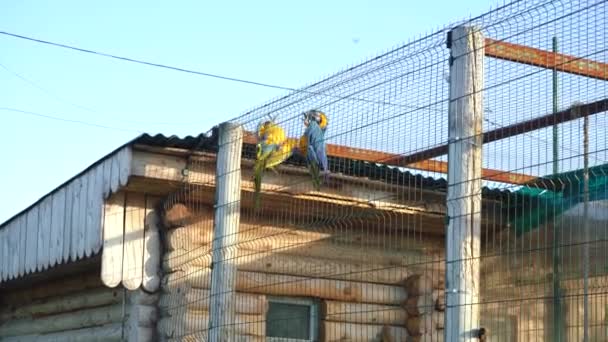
256, 120, 271, 140
256, 114, 280, 141
302, 110, 328, 129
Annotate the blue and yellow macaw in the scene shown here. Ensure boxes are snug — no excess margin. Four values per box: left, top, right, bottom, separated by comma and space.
296, 110, 329, 190
253, 119, 296, 209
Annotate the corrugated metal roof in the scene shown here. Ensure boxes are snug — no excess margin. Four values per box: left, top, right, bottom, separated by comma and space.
134, 132, 513, 199
1, 130, 513, 230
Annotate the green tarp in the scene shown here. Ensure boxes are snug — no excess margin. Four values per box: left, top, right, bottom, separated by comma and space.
507, 163, 608, 235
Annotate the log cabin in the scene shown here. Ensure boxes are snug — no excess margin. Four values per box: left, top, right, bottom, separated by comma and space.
0, 131, 605, 342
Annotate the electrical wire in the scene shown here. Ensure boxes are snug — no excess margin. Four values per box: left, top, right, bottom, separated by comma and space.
0, 107, 143, 133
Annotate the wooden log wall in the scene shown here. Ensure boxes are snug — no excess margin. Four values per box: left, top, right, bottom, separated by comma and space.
0, 271, 159, 341
158, 202, 447, 341
0, 272, 124, 341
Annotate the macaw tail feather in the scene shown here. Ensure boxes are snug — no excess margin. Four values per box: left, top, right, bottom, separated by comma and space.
322, 169, 330, 184
253, 159, 265, 210
309, 163, 321, 190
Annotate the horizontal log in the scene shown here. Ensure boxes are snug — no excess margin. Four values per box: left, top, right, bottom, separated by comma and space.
0, 288, 121, 321
0, 323, 123, 342
321, 321, 409, 342
404, 274, 434, 296
0, 304, 123, 337
321, 300, 407, 325
163, 269, 407, 305
405, 314, 435, 336
165, 224, 437, 268
435, 292, 445, 312
164, 250, 411, 285
168, 332, 265, 342
163, 203, 212, 228
1, 273, 103, 306
166, 220, 437, 254
159, 288, 268, 315
158, 310, 265, 339
402, 293, 438, 316
408, 332, 444, 342
434, 312, 444, 330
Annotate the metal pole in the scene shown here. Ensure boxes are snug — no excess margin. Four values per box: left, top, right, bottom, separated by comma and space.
551, 35, 563, 342
208, 122, 243, 342
553, 37, 559, 175
583, 114, 590, 342
445, 25, 485, 342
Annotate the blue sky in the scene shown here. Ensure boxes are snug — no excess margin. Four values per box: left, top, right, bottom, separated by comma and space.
0, 0, 499, 222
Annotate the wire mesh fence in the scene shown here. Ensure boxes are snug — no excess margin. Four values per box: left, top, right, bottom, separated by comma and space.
156, 0, 608, 341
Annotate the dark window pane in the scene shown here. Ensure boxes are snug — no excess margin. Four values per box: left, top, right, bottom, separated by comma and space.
266, 302, 311, 339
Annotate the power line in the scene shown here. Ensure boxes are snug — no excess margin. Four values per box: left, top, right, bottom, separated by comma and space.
0, 60, 207, 126
0, 61, 100, 113
0, 30, 413, 116
0, 107, 142, 133
0, 31, 298, 92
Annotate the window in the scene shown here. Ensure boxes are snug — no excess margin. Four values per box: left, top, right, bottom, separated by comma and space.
266, 297, 319, 342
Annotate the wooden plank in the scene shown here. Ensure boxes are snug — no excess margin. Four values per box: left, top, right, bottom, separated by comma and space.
142, 196, 161, 292
3, 222, 9, 280
4, 220, 12, 280
78, 174, 89, 260
485, 37, 608, 81
122, 192, 145, 290
4, 222, 11, 280
85, 165, 104, 256
0, 226, 6, 281
102, 157, 113, 198
110, 151, 121, 194
63, 181, 75, 263
18, 215, 27, 277
70, 178, 82, 261
93, 165, 105, 254
37, 196, 52, 271
101, 192, 125, 288
84, 167, 97, 257
49, 188, 66, 267
25, 206, 39, 274
9, 219, 18, 279
119, 147, 132, 187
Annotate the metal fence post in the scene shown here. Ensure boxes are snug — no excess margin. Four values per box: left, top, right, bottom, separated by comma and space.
208, 122, 243, 342
445, 25, 485, 342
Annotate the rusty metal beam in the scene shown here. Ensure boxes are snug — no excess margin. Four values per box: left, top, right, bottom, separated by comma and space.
485, 38, 608, 81
392, 98, 608, 172
242, 132, 535, 184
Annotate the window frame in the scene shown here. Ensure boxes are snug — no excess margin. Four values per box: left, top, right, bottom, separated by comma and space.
265, 296, 319, 342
